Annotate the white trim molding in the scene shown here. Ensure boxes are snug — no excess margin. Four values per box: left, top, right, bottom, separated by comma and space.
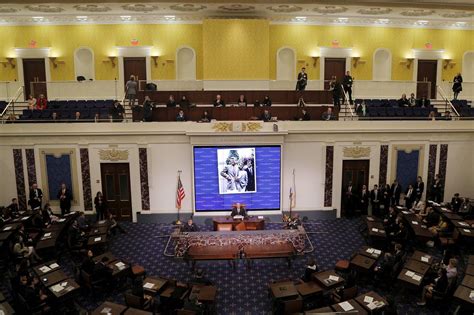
318, 47, 353, 84
14, 47, 52, 91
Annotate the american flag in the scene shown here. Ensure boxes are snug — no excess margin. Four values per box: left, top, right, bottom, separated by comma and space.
176, 175, 185, 209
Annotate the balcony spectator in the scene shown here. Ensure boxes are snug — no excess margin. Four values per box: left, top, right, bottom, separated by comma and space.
179, 95, 191, 109
27, 94, 37, 110
321, 107, 336, 121
176, 109, 186, 122
397, 94, 409, 107
261, 109, 272, 122
37, 94, 47, 110
452, 73, 463, 100
263, 95, 272, 107
253, 100, 261, 107
74, 111, 81, 121
417, 95, 431, 108
125, 75, 137, 106
110, 100, 124, 122
408, 93, 417, 107
443, 111, 452, 121
356, 101, 367, 117
330, 76, 342, 108
297, 97, 306, 107
51, 112, 59, 122
94, 113, 100, 123
200, 110, 212, 123
428, 110, 437, 120
166, 95, 177, 107
298, 108, 311, 121
236, 94, 247, 107
213, 94, 225, 107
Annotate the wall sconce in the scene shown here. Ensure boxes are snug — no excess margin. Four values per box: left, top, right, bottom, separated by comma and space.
49, 57, 65, 68
405, 58, 414, 69
151, 56, 159, 66
311, 56, 319, 67
108, 56, 117, 67
1, 58, 16, 69
352, 57, 366, 68
443, 59, 456, 69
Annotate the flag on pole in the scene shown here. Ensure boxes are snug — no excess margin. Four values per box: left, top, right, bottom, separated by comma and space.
176, 174, 185, 209
289, 169, 296, 214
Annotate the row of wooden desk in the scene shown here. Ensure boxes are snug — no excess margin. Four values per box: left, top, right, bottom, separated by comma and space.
453, 255, 474, 309
428, 202, 474, 243
307, 291, 387, 314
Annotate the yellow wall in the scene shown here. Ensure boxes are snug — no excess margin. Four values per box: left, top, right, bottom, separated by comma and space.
0, 22, 472, 82
203, 19, 269, 80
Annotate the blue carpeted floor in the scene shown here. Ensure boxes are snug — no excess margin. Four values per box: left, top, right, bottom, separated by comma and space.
1, 217, 470, 314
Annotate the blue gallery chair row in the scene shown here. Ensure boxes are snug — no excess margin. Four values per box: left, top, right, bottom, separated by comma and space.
48, 99, 114, 110
354, 99, 400, 107
366, 107, 437, 118
20, 108, 111, 120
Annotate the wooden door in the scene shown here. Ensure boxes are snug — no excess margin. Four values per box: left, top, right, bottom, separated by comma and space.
341, 160, 370, 216
22, 58, 47, 100
417, 60, 437, 99
124, 57, 147, 91
324, 58, 346, 90
100, 163, 132, 221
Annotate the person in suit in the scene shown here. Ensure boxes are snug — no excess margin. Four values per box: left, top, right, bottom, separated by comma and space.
110, 100, 124, 122
390, 180, 402, 206
142, 96, 154, 122
359, 185, 369, 215
94, 191, 107, 221
29, 183, 43, 211
302, 258, 319, 282
213, 94, 225, 107
344, 181, 355, 217
166, 95, 177, 107
408, 93, 417, 107
182, 218, 199, 232
262, 95, 272, 107
237, 94, 247, 107
374, 252, 395, 281
200, 110, 212, 123
370, 184, 381, 216
383, 207, 398, 234
381, 184, 392, 216
7, 198, 20, 217
297, 97, 306, 107
261, 109, 272, 122
296, 67, 308, 91
417, 268, 448, 306
221, 156, 240, 192
417, 95, 431, 108
451, 193, 462, 213
57, 183, 73, 215
330, 76, 342, 108
176, 110, 186, 122
430, 174, 442, 202
17, 275, 48, 308
422, 207, 440, 227
321, 107, 336, 121
179, 95, 191, 109
244, 158, 255, 192
415, 176, 424, 201
452, 73, 463, 100
231, 203, 247, 217
342, 71, 354, 104
397, 94, 410, 107
298, 108, 311, 121
81, 250, 96, 274
405, 184, 415, 209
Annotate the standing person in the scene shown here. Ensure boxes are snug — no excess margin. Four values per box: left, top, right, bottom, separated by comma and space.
57, 183, 73, 215
415, 176, 424, 201
452, 73, 463, 100
166, 95, 177, 107
342, 71, 354, 104
125, 75, 138, 106
391, 179, 402, 206
244, 159, 255, 192
236, 94, 247, 107
405, 184, 415, 209
29, 183, 43, 211
371, 185, 381, 216
344, 181, 355, 217
94, 191, 107, 221
359, 185, 369, 215
296, 67, 308, 91
330, 76, 342, 109
110, 101, 124, 122
213, 94, 225, 107
430, 174, 443, 202
382, 184, 392, 216
142, 96, 154, 122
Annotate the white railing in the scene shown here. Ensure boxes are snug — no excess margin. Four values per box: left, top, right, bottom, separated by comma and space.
1, 86, 24, 120
340, 84, 355, 117
437, 85, 460, 117
0, 81, 22, 101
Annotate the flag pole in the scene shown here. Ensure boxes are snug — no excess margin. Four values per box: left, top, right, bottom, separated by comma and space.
290, 169, 296, 218
176, 170, 182, 225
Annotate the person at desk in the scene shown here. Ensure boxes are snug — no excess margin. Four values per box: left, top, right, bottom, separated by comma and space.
81, 250, 96, 274
179, 95, 191, 109
417, 268, 448, 306
213, 94, 225, 107
261, 109, 272, 122
302, 258, 319, 282
200, 110, 212, 123
166, 95, 177, 107
7, 198, 20, 217
231, 203, 247, 218
57, 183, 72, 215
192, 269, 213, 285
451, 193, 462, 213
93, 256, 114, 285
176, 110, 186, 122
182, 218, 199, 232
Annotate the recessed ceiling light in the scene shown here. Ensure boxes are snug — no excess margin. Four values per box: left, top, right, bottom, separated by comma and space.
32, 16, 44, 22
454, 21, 466, 26
336, 17, 348, 23
76, 16, 88, 22
416, 20, 428, 25
164, 15, 176, 20
120, 15, 132, 21
377, 18, 390, 24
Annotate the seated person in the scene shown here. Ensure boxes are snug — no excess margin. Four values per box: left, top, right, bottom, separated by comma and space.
253, 100, 261, 107
299, 108, 311, 121
451, 193, 462, 213
182, 218, 198, 232
27, 94, 37, 110
392, 243, 405, 265
93, 256, 113, 284
355, 101, 367, 116
459, 197, 472, 215
166, 95, 177, 107
237, 94, 247, 107
179, 95, 191, 109
397, 93, 410, 107
392, 221, 408, 243
0, 206, 12, 224
231, 203, 247, 217
297, 97, 306, 107
374, 252, 395, 280
321, 107, 336, 120
443, 111, 452, 120
192, 269, 213, 285
18, 275, 48, 308
81, 250, 96, 274
412, 200, 426, 213
200, 110, 212, 123
428, 216, 449, 236
68, 220, 86, 248
106, 211, 126, 235
287, 213, 302, 229
260, 109, 272, 122
131, 276, 154, 309
7, 198, 20, 217
408, 93, 417, 107
423, 207, 440, 227
176, 110, 186, 122
417, 268, 448, 306
213, 94, 225, 107
13, 235, 42, 263
77, 211, 90, 231
302, 258, 318, 282
383, 207, 398, 233
41, 203, 58, 227
417, 95, 431, 108
444, 258, 458, 280
262, 96, 272, 107
37, 94, 48, 110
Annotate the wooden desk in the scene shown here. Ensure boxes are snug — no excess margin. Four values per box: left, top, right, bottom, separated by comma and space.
331, 299, 368, 314
411, 251, 433, 265
404, 259, 430, 275
305, 306, 333, 313
442, 212, 463, 221
457, 227, 474, 239
453, 285, 474, 305
87, 234, 107, 246
350, 254, 376, 272
41, 270, 69, 286
312, 270, 345, 290
1, 222, 21, 232
354, 291, 388, 313
295, 281, 323, 297
143, 276, 168, 295
359, 246, 383, 260
88, 226, 109, 237
109, 260, 130, 277
243, 243, 295, 267
191, 285, 217, 302
91, 301, 127, 315
366, 221, 387, 239
452, 221, 472, 228
34, 261, 61, 276
461, 275, 474, 289
48, 279, 80, 298
466, 264, 474, 276
123, 308, 153, 315
468, 255, 474, 265
0, 231, 13, 242
212, 217, 264, 231
397, 268, 423, 287
93, 251, 117, 263
0, 301, 15, 314
36, 231, 60, 250
270, 281, 299, 299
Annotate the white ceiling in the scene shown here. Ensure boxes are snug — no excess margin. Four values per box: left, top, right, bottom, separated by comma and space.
0, 2, 472, 29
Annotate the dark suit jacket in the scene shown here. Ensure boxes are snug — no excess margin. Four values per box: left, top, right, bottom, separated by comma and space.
451, 197, 462, 212
182, 223, 199, 232
166, 100, 177, 107
370, 190, 380, 204
231, 207, 247, 217
261, 113, 272, 122
391, 184, 402, 200
213, 99, 225, 107
57, 188, 73, 208
29, 188, 43, 209
360, 190, 369, 207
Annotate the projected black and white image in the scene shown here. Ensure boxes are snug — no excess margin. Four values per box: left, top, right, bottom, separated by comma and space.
218, 148, 256, 194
